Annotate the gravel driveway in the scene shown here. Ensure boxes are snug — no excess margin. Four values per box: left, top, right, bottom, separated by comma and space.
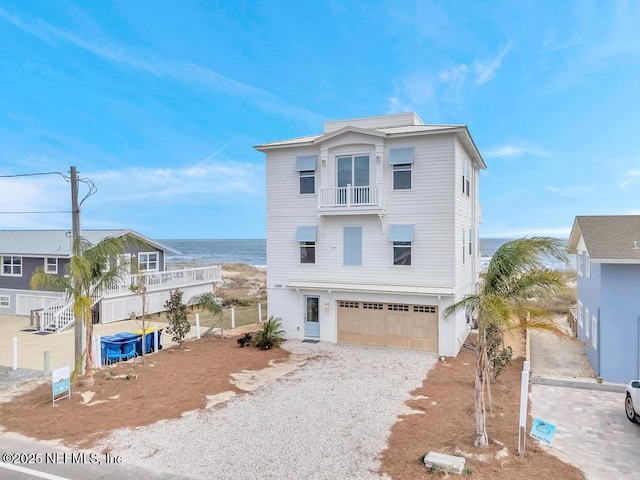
101, 341, 437, 479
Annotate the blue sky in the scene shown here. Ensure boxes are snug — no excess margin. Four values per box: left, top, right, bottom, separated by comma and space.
0, 1, 638, 239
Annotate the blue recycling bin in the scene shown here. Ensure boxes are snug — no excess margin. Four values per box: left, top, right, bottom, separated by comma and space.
133, 328, 164, 354
101, 335, 138, 364
114, 332, 142, 356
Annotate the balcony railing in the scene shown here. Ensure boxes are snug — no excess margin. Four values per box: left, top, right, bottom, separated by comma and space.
318, 184, 383, 209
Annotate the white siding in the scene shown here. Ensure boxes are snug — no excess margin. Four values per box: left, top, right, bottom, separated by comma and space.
264, 118, 482, 356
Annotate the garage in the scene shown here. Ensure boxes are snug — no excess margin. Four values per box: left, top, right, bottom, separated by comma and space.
337, 300, 438, 352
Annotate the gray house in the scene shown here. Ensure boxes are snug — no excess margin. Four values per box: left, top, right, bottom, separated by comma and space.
0, 229, 221, 331
567, 216, 640, 383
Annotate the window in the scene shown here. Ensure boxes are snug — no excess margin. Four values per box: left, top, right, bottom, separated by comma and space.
462, 228, 466, 264
592, 314, 598, 349
414, 305, 436, 313
296, 226, 317, 264
388, 225, 413, 266
300, 242, 315, 264
584, 307, 590, 339
295, 155, 317, 194
585, 252, 590, 278
363, 303, 383, 310
337, 155, 370, 204
138, 252, 158, 271
577, 301, 583, 328
0, 295, 9, 308
462, 160, 471, 197
343, 226, 362, 266
577, 251, 583, 276
2, 256, 22, 276
389, 147, 414, 190
339, 301, 359, 308
45, 257, 58, 274
388, 304, 409, 312
468, 228, 472, 256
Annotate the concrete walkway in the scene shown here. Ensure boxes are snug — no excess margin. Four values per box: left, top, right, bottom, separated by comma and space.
529, 318, 640, 479
0, 314, 200, 373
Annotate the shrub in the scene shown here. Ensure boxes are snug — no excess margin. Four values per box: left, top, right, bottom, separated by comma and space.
165, 289, 190, 345
254, 316, 286, 350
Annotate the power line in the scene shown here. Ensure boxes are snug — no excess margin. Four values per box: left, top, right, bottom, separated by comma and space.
0, 211, 71, 214
0, 171, 70, 180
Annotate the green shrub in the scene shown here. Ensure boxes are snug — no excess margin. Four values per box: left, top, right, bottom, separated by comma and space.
254, 316, 286, 350
165, 289, 190, 345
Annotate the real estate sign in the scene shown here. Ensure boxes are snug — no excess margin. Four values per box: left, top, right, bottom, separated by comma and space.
52, 365, 71, 405
530, 418, 556, 445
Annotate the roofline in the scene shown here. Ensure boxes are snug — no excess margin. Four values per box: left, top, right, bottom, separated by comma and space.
590, 259, 640, 264
112, 230, 181, 255
254, 125, 487, 169
566, 217, 581, 254
286, 280, 455, 296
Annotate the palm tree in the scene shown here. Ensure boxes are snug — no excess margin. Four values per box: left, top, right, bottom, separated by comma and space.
31, 235, 131, 380
444, 237, 568, 447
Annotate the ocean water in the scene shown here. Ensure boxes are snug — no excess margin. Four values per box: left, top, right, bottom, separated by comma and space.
159, 239, 266, 267
157, 238, 575, 271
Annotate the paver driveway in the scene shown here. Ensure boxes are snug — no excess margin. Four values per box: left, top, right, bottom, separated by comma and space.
531, 384, 640, 479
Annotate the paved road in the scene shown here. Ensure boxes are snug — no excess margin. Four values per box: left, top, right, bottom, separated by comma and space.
0, 434, 189, 480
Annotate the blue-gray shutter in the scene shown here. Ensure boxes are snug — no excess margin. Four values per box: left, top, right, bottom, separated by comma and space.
388, 147, 414, 165
296, 226, 317, 242
388, 225, 414, 242
343, 227, 362, 265
295, 155, 317, 171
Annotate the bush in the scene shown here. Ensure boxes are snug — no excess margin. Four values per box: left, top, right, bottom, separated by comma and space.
165, 289, 190, 345
254, 316, 286, 350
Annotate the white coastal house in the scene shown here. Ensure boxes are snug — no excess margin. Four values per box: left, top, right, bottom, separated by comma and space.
254, 113, 486, 356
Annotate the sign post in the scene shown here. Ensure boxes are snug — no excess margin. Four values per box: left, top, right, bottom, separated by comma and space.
518, 361, 530, 455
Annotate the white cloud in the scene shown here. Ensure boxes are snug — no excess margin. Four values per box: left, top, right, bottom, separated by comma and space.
473, 43, 512, 85
618, 170, 640, 189
0, 176, 70, 229
0, 8, 323, 126
484, 143, 549, 158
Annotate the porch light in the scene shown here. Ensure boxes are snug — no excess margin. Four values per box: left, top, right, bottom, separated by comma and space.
633, 240, 639, 250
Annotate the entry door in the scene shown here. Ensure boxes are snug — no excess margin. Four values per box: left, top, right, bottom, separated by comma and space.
304, 296, 320, 337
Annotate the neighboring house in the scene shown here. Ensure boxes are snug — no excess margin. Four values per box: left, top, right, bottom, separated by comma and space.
254, 112, 486, 356
568, 215, 640, 383
0, 229, 221, 332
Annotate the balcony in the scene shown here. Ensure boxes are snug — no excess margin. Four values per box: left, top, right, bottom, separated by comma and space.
318, 184, 384, 216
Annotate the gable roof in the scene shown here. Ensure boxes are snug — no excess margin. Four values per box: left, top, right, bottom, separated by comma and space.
0, 229, 180, 257
567, 215, 640, 263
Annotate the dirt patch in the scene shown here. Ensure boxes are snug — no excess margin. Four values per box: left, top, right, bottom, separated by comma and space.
0, 335, 291, 449
380, 338, 585, 479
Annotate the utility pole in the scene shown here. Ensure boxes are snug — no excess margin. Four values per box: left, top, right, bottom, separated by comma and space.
70, 166, 83, 371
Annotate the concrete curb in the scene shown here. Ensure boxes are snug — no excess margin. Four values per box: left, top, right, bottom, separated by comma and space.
530, 375, 625, 393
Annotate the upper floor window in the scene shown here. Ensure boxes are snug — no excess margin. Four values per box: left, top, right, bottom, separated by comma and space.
138, 252, 158, 272
45, 257, 58, 274
468, 228, 472, 256
389, 147, 414, 190
462, 161, 471, 197
462, 228, 466, 264
296, 155, 317, 194
388, 225, 413, 266
585, 252, 590, 278
296, 226, 317, 264
577, 251, 583, 276
2, 256, 22, 276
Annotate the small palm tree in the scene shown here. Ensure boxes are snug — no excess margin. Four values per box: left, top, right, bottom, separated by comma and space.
254, 316, 286, 350
444, 237, 568, 447
31, 236, 131, 380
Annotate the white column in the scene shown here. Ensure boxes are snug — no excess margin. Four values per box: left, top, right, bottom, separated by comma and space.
231, 308, 236, 329
195, 313, 201, 339
12, 337, 18, 370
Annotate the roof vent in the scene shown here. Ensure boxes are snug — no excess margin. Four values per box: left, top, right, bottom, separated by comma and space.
633, 240, 639, 250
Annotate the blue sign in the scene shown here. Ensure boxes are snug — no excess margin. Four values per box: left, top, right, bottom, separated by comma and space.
530, 418, 556, 445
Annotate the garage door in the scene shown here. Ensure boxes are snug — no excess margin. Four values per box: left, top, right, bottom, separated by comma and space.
337, 301, 438, 352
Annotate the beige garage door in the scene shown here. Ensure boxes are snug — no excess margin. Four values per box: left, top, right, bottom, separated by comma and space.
337, 301, 438, 352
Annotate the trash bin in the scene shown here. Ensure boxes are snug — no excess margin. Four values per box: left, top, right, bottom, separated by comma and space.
133, 327, 163, 354
101, 335, 126, 365
114, 332, 142, 356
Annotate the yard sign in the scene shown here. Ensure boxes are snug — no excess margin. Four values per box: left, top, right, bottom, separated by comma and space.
52, 365, 71, 406
529, 418, 556, 445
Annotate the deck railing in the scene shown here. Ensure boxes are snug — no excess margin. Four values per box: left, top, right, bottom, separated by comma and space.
319, 184, 382, 208
39, 265, 222, 332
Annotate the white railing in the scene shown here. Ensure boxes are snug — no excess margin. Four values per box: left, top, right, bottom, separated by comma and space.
39, 266, 222, 332
101, 265, 222, 298
319, 184, 383, 208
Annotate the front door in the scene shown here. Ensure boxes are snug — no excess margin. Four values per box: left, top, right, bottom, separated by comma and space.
304, 296, 320, 337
